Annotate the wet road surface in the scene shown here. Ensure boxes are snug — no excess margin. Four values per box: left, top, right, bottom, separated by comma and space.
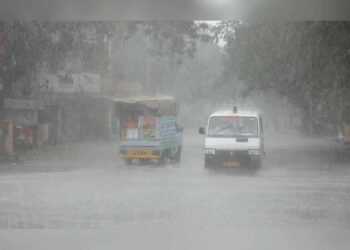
0, 130, 350, 230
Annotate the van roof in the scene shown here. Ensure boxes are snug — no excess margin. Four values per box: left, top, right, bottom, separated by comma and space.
209, 110, 260, 118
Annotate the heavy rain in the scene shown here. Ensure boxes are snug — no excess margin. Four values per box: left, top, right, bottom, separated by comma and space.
1, 6, 350, 250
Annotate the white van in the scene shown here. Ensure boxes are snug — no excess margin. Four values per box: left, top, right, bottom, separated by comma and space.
199, 107, 265, 168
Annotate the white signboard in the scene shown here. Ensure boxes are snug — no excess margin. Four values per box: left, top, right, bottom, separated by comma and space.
2, 110, 38, 125
38, 71, 101, 94
4, 98, 44, 110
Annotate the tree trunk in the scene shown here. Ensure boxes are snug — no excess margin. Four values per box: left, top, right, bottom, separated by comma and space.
308, 98, 314, 134
336, 93, 344, 140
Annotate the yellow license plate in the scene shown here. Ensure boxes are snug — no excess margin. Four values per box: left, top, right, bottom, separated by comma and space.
223, 162, 240, 167
128, 150, 152, 157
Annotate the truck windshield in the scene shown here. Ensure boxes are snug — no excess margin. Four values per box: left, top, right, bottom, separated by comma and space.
208, 116, 259, 138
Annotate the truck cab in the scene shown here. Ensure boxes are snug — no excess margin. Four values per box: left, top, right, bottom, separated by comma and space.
116, 96, 183, 164
199, 107, 264, 168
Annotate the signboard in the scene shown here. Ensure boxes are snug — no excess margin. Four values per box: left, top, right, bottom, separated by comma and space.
2, 109, 38, 125
0, 50, 2, 68
0, 31, 2, 68
142, 117, 157, 139
3, 99, 44, 110
38, 71, 101, 93
143, 117, 156, 129
0, 31, 3, 88
1, 98, 41, 125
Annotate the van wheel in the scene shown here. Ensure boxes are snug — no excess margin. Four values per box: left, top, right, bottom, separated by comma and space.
256, 160, 263, 169
204, 158, 211, 169
250, 159, 262, 169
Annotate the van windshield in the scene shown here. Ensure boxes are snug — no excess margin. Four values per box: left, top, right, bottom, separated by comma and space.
208, 116, 258, 138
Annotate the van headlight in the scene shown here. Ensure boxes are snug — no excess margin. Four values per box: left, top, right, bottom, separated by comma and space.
248, 149, 260, 156
206, 148, 215, 155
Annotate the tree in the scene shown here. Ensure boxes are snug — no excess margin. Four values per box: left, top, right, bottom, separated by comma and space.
139, 21, 209, 58
220, 21, 350, 134
0, 21, 127, 97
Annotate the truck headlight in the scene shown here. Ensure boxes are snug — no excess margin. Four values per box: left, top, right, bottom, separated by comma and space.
206, 148, 215, 155
248, 149, 260, 156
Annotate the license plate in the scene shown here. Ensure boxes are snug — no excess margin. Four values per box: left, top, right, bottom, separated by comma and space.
223, 161, 240, 167
129, 150, 152, 157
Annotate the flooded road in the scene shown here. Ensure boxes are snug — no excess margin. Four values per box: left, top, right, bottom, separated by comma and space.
0, 130, 350, 230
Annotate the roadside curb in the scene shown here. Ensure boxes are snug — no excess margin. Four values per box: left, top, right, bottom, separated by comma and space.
332, 138, 350, 147
0, 154, 22, 166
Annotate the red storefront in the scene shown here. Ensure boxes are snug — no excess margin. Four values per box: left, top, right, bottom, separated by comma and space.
2, 98, 48, 151
0, 29, 3, 91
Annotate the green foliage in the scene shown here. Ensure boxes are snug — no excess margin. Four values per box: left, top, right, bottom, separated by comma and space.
0, 21, 209, 97
136, 21, 209, 58
221, 21, 350, 132
6, 22, 127, 98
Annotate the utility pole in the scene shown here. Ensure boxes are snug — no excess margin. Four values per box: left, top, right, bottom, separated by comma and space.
107, 34, 112, 76
146, 35, 151, 95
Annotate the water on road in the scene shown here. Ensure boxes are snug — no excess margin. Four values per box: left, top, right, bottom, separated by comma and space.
0, 130, 350, 230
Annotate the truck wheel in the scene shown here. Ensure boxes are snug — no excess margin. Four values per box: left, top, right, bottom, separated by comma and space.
124, 159, 132, 165
250, 159, 262, 169
158, 151, 167, 165
174, 147, 181, 163
140, 158, 150, 165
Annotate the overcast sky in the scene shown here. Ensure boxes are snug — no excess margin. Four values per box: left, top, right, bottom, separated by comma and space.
0, 0, 349, 20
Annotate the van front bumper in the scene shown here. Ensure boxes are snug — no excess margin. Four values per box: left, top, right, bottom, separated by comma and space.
205, 150, 261, 167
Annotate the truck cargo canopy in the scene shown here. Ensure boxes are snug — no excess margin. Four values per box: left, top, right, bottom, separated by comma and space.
113, 96, 178, 117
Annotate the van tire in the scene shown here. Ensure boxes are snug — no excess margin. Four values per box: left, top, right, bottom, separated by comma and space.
250, 159, 262, 169
256, 160, 263, 169
204, 159, 211, 169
